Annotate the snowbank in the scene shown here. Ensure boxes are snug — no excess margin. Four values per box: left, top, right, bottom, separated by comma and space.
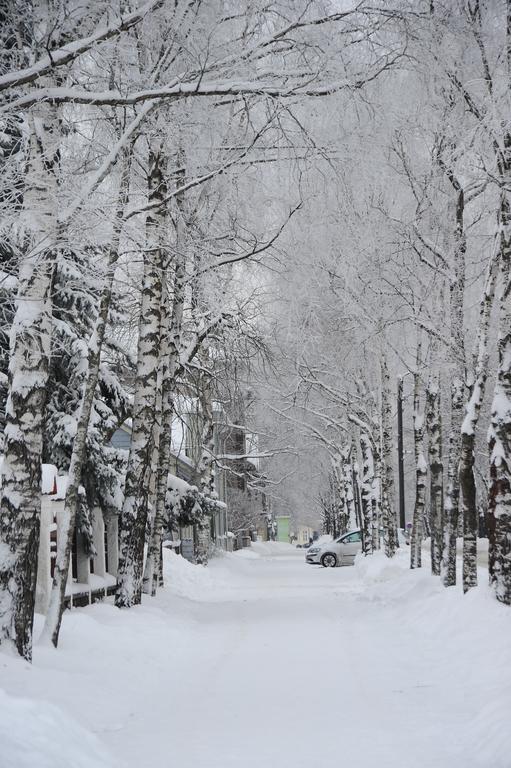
352, 546, 511, 767
230, 546, 260, 559
354, 547, 410, 585
213, 540, 297, 560
163, 549, 214, 600
0, 688, 115, 768
249, 540, 296, 555
163, 541, 298, 597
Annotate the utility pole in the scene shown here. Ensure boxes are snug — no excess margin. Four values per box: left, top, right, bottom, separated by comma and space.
397, 376, 406, 530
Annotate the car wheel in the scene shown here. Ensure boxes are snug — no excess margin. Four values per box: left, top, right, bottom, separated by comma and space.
321, 553, 337, 568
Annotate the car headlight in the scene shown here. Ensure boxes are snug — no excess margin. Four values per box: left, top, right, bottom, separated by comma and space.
308, 548, 320, 554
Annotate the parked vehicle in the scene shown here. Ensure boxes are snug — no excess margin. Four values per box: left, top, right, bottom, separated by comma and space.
305, 530, 363, 567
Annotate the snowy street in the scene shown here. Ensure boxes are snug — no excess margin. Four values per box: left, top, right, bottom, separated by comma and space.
2, 4, 511, 767
2, 542, 509, 768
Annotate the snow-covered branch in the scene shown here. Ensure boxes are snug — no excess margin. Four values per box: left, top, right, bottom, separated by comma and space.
0, 0, 164, 93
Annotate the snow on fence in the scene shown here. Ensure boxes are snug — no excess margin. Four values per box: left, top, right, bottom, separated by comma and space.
1, 456, 230, 613
34, 464, 119, 612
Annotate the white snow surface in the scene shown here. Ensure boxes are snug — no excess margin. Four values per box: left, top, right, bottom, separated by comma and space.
0, 688, 113, 768
1, 542, 510, 768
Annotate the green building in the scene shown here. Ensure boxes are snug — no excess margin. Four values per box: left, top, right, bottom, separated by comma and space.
276, 515, 290, 543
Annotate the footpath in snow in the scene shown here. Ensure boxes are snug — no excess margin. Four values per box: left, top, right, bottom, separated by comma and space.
1, 541, 510, 768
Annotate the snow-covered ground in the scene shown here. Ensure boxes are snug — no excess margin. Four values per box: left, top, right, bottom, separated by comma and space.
2, 542, 510, 768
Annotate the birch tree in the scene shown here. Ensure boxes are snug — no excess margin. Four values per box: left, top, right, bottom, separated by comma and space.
488, 215, 511, 604
426, 368, 444, 576
342, 445, 357, 531
410, 351, 427, 570
116, 140, 166, 608
40, 144, 134, 646
439, 149, 467, 588
380, 355, 398, 558
359, 432, 375, 556
0, 92, 60, 658
460, 253, 498, 591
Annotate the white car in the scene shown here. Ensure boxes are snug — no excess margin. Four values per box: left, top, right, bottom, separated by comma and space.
305, 530, 363, 567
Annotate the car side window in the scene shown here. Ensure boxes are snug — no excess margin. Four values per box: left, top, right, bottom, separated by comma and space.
343, 532, 362, 543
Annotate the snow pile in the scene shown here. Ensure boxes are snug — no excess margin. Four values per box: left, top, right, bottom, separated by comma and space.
164, 549, 214, 600
353, 545, 511, 767
0, 688, 115, 768
223, 540, 298, 560
231, 546, 259, 559
248, 540, 297, 556
405, 581, 511, 767
355, 547, 410, 584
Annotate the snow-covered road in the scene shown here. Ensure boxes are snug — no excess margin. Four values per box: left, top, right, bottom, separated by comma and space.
2, 542, 510, 768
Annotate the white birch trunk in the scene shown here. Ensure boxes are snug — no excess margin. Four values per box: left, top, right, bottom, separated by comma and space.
460, 252, 498, 592
442, 181, 466, 587
380, 355, 398, 558
488, 162, 511, 603
151, 214, 187, 592
0, 103, 58, 660
194, 372, 216, 565
342, 446, 357, 530
141, 394, 163, 595
426, 371, 443, 576
359, 433, 374, 555
116, 142, 165, 607
336, 456, 349, 535
410, 366, 427, 570
371, 447, 381, 551
142, 279, 168, 596
352, 457, 363, 532
197, 375, 216, 497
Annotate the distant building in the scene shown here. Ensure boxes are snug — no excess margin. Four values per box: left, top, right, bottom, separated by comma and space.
111, 403, 229, 557
276, 515, 290, 543
292, 524, 314, 546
